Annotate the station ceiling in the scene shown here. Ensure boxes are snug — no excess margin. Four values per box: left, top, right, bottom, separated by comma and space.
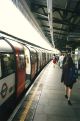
14, 0, 80, 51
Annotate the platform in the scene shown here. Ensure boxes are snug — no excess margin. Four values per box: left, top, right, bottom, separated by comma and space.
12, 61, 80, 121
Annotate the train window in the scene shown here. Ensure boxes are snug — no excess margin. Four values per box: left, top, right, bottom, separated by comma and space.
2, 53, 15, 77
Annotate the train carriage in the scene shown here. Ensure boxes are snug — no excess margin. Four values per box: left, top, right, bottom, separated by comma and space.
0, 39, 15, 106
0, 34, 54, 109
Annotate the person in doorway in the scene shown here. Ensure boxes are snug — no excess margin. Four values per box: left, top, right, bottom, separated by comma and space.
61, 54, 78, 105
52, 54, 57, 67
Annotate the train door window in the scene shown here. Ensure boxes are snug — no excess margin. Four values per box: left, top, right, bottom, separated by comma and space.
18, 51, 25, 69
2, 53, 15, 77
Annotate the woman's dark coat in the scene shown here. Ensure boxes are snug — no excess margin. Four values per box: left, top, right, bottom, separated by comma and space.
61, 63, 77, 86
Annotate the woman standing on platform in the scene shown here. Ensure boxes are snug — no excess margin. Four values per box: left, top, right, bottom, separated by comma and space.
61, 54, 78, 105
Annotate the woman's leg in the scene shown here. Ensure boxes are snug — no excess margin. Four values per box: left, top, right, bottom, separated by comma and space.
67, 87, 72, 105
65, 85, 68, 96
67, 87, 72, 100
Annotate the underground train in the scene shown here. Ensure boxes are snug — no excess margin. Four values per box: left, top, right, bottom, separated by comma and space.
0, 36, 53, 108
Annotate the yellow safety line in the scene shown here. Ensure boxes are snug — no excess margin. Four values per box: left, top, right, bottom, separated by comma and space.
19, 77, 43, 121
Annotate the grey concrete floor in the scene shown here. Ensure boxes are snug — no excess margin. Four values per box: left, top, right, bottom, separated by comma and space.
33, 62, 80, 121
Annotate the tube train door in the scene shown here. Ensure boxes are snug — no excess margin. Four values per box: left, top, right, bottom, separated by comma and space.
30, 47, 38, 80
8, 40, 26, 97
23, 45, 31, 88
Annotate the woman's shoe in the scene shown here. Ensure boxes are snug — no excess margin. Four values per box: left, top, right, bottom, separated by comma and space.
68, 100, 72, 105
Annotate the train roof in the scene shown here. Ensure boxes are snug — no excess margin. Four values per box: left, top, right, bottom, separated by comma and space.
6, 39, 24, 50
0, 39, 13, 52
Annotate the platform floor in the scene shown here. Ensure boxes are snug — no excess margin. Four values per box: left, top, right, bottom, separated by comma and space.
13, 61, 80, 121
